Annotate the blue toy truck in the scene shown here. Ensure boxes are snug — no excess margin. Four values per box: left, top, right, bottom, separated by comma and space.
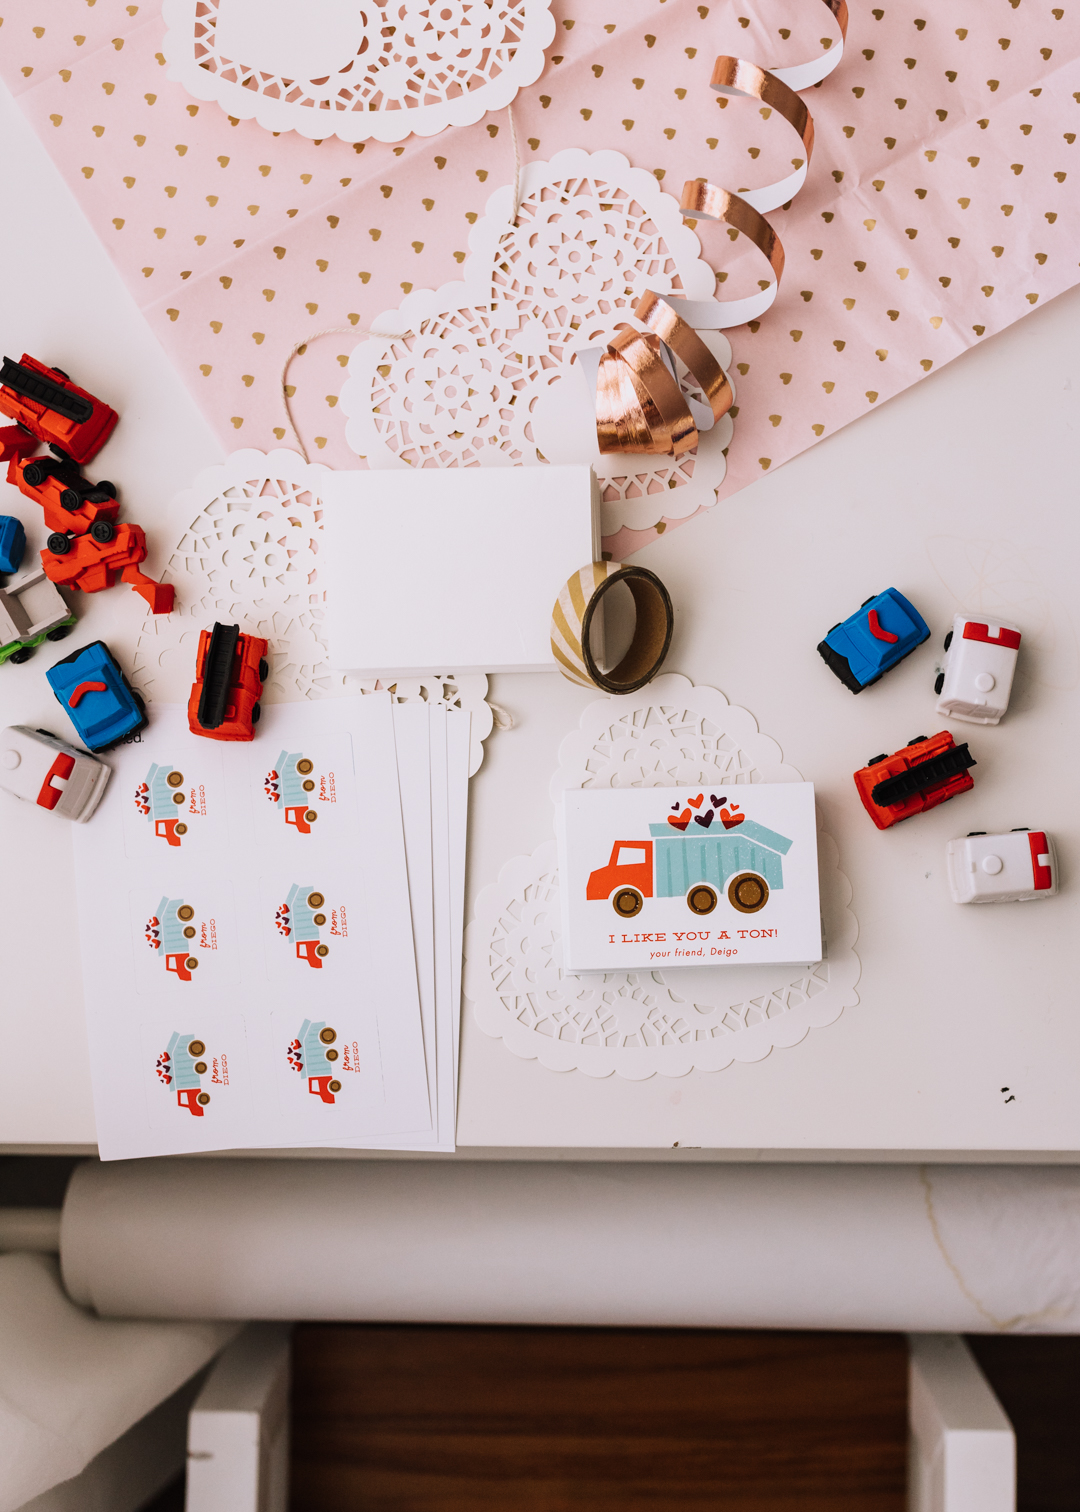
46, 639, 146, 750
817, 588, 930, 693
0, 515, 26, 575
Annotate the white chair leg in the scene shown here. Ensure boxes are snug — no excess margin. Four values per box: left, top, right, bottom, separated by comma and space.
908, 1334, 1015, 1512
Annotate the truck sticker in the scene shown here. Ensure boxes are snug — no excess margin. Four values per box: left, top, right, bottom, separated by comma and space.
274, 884, 342, 967
285, 1019, 355, 1105
155, 1032, 213, 1116
134, 762, 207, 847
264, 751, 333, 834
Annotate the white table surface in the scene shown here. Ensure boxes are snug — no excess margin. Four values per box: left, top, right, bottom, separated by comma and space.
2, 78, 1078, 1159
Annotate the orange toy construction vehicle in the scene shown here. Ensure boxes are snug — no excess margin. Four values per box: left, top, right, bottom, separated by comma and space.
10, 448, 119, 540
0, 355, 118, 465
854, 732, 976, 830
189, 623, 269, 742
42, 521, 174, 615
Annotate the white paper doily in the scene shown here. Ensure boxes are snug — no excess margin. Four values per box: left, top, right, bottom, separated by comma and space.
132, 448, 493, 773
162, 0, 555, 143
339, 149, 735, 537
464, 675, 861, 1078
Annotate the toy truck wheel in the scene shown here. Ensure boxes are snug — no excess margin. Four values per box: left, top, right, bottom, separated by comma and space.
313, 913, 327, 926
45, 625, 72, 642
944, 630, 953, 650
166, 770, 185, 787
305, 810, 318, 823
175, 822, 188, 836
60, 487, 83, 511
258, 658, 269, 681
46, 532, 72, 555
308, 892, 325, 909
95, 481, 117, 499
297, 759, 314, 774
188, 1040, 206, 1056
728, 873, 770, 914
867, 754, 887, 767
23, 461, 49, 487
197, 1092, 210, 1106
194, 1061, 208, 1075
89, 521, 115, 544
185, 957, 199, 970
686, 884, 718, 916
251, 704, 261, 723
326, 1048, 339, 1062
316, 944, 329, 958
611, 886, 644, 919
934, 673, 945, 694
319, 1028, 337, 1044
7, 646, 34, 664
329, 1080, 342, 1093
177, 905, 195, 921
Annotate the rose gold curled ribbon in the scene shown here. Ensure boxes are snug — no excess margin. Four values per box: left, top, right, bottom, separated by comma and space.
590, 292, 734, 457
588, 0, 847, 452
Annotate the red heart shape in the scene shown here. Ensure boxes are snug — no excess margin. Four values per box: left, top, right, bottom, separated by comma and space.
720, 807, 745, 830
668, 810, 691, 831
687, 793, 704, 810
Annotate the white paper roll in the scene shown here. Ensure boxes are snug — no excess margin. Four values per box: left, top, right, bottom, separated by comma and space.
60, 1160, 1080, 1333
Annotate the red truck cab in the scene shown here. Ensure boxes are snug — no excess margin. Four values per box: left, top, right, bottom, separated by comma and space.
0, 355, 118, 464
296, 939, 329, 968
155, 817, 187, 847
854, 732, 976, 830
587, 840, 655, 916
177, 1087, 210, 1116
9, 450, 121, 538
165, 952, 199, 981
308, 1075, 342, 1104
189, 623, 269, 742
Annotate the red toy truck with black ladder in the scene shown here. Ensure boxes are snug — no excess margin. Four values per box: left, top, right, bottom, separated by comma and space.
0, 355, 118, 465
854, 732, 976, 830
189, 623, 269, 742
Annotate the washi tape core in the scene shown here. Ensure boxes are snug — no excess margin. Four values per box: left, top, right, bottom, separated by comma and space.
551, 562, 674, 694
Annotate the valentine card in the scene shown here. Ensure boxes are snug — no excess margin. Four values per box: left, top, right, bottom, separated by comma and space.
557, 785, 822, 973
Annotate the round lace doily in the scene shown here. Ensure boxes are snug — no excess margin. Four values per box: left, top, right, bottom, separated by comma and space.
132, 448, 494, 773
464, 675, 861, 1078
340, 149, 735, 537
163, 0, 556, 143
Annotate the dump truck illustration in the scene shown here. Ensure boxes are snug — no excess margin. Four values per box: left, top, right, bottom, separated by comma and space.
274, 885, 329, 967
265, 751, 318, 833
286, 1020, 342, 1104
587, 819, 793, 919
134, 764, 188, 846
145, 896, 199, 980
155, 1033, 211, 1116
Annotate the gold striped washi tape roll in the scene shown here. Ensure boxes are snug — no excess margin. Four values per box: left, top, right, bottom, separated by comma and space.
551, 562, 674, 695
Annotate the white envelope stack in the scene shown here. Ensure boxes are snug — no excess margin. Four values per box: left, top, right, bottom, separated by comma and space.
70, 693, 468, 1158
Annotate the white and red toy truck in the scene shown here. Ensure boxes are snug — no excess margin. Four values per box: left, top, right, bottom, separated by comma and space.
946, 828, 1058, 904
934, 615, 1021, 726
0, 724, 110, 821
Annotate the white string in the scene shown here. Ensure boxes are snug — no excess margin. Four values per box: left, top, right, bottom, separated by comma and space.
280, 100, 523, 461
280, 324, 409, 463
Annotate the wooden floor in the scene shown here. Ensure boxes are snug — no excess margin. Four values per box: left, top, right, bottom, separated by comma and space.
289, 1325, 908, 1512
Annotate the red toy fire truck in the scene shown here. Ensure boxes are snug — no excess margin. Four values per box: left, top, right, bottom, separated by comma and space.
189, 623, 269, 742
0, 355, 118, 464
854, 732, 976, 830
9, 448, 120, 540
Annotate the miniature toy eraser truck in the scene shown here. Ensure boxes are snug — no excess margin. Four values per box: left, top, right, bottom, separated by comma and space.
818, 588, 930, 693
854, 732, 975, 830
0, 725, 110, 821
946, 829, 1057, 903
189, 622, 269, 742
935, 615, 1021, 725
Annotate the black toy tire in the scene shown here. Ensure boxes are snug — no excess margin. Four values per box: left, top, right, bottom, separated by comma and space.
8, 646, 33, 664
860, 596, 877, 608
60, 488, 82, 511
46, 625, 73, 642
90, 521, 115, 543
867, 754, 887, 766
251, 702, 261, 723
47, 532, 72, 555
907, 736, 928, 746
934, 672, 944, 694
23, 461, 48, 487
258, 658, 269, 681
944, 630, 953, 650
96, 481, 117, 499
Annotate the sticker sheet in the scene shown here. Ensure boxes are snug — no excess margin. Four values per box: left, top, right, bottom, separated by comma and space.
557, 783, 822, 975
72, 694, 431, 1159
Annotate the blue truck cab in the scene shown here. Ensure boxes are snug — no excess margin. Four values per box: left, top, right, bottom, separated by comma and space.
818, 588, 929, 693
46, 639, 147, 750
0, 515, 26, 576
